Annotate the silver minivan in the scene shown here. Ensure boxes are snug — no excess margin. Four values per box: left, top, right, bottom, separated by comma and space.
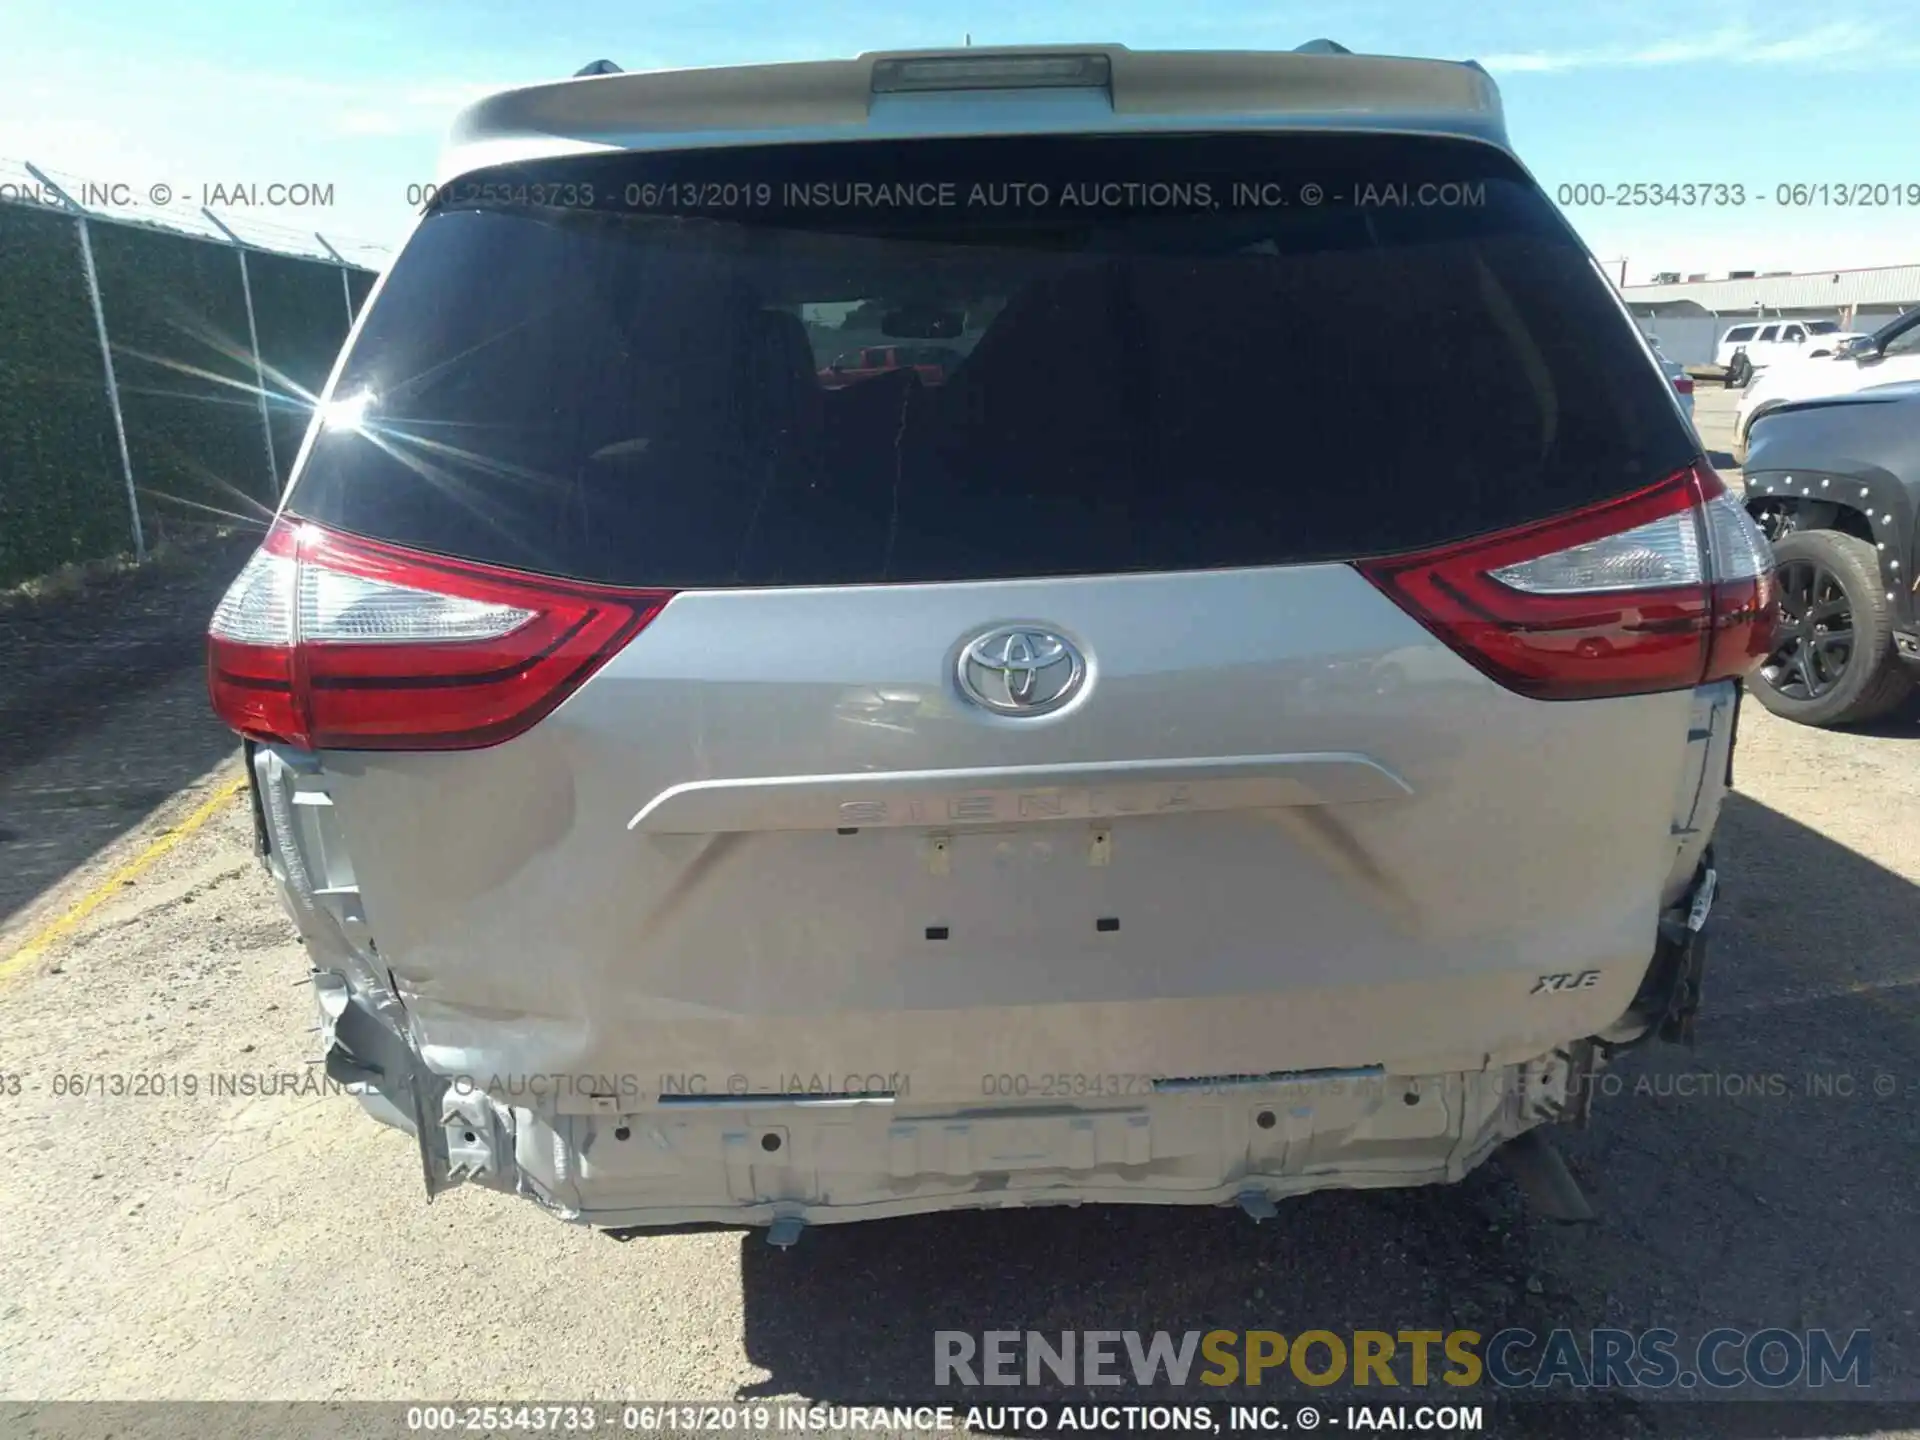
208, 44, 1776, 1239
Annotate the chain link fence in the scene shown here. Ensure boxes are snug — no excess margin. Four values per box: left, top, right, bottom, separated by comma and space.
0, 159, 388, 586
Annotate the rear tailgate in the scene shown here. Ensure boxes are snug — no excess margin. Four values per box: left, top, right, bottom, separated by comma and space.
272, 131, 1715, 1103
315, 572, 1701, 1099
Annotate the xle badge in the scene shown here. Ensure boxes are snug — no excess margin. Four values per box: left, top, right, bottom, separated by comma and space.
1532, 970, 1601, 995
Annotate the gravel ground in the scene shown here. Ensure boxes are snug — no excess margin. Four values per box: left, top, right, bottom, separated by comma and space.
0, 466, 1916, 1438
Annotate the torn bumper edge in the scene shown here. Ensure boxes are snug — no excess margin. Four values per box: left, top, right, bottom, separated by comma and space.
1601, 848, 1717, 1051
251, 743, 554, 1214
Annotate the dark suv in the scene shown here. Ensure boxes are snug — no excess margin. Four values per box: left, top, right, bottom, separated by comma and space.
1745, 382, 1920, 725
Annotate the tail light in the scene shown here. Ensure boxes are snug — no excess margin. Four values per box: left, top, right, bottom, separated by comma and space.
208, 518, 673, 750
1673, 376, 1695, 395
1356, 463, 1775, 701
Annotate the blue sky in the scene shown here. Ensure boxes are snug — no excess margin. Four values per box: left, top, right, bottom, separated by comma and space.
4, 0, 1918, 279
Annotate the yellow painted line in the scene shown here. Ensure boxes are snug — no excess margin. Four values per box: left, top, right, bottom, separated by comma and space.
0, 770, 249, 987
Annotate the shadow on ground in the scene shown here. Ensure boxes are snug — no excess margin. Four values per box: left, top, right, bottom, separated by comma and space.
0, 531, 258, 928
1828, 686, 1920, 739
0, 531, 257, 774
726, 793, 1919, 1439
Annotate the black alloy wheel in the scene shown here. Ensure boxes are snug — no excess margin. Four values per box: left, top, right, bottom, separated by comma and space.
1750, 528, 1913, 726
1763, 555, 1853, 701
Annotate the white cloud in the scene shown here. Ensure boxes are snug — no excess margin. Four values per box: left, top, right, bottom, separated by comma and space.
0, 53, 517, 145
0, 55, 522, 247
325, 83, 508, 137
1479, 18, 1909, 73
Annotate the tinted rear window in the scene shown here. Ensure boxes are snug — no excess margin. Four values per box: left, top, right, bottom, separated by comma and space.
287, 135, 1697, 587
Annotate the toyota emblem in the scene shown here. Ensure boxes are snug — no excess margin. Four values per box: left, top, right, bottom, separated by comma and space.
956, 626, 1085, 715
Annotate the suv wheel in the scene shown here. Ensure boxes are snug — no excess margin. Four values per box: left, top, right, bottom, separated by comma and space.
1752, 529, 1914, 726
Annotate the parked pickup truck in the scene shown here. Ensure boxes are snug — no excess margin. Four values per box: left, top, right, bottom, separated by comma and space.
819, 344, 954, 388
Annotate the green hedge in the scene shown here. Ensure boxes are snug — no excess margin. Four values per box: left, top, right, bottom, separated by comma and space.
89, 221, 275, 532
0, 207, 124, 584
0, 203, 376, 584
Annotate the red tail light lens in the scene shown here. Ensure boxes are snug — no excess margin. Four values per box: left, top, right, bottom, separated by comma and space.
1355, 463, 1775, 701
1696, 467, 1778, 681
1673, 376, 1694, 395
208, 518, 673, 750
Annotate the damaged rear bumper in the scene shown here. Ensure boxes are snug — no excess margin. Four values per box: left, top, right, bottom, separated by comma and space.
1596, 851, 1717, 1052
250, 741, 1718, 1237
320, 975, 1611, 1235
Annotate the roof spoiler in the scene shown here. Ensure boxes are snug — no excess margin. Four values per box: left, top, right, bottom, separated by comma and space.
443, 45, 1511, 178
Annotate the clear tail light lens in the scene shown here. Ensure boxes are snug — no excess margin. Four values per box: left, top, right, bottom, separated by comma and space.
1489, 509, 1701, 595
208, 518, 674, 750
1356, 463, 1775, 701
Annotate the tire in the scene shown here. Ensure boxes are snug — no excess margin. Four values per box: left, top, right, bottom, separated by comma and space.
1751, 529, 1914, 727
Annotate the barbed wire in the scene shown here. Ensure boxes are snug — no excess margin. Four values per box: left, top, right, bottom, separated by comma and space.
0, 155, 391, 269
